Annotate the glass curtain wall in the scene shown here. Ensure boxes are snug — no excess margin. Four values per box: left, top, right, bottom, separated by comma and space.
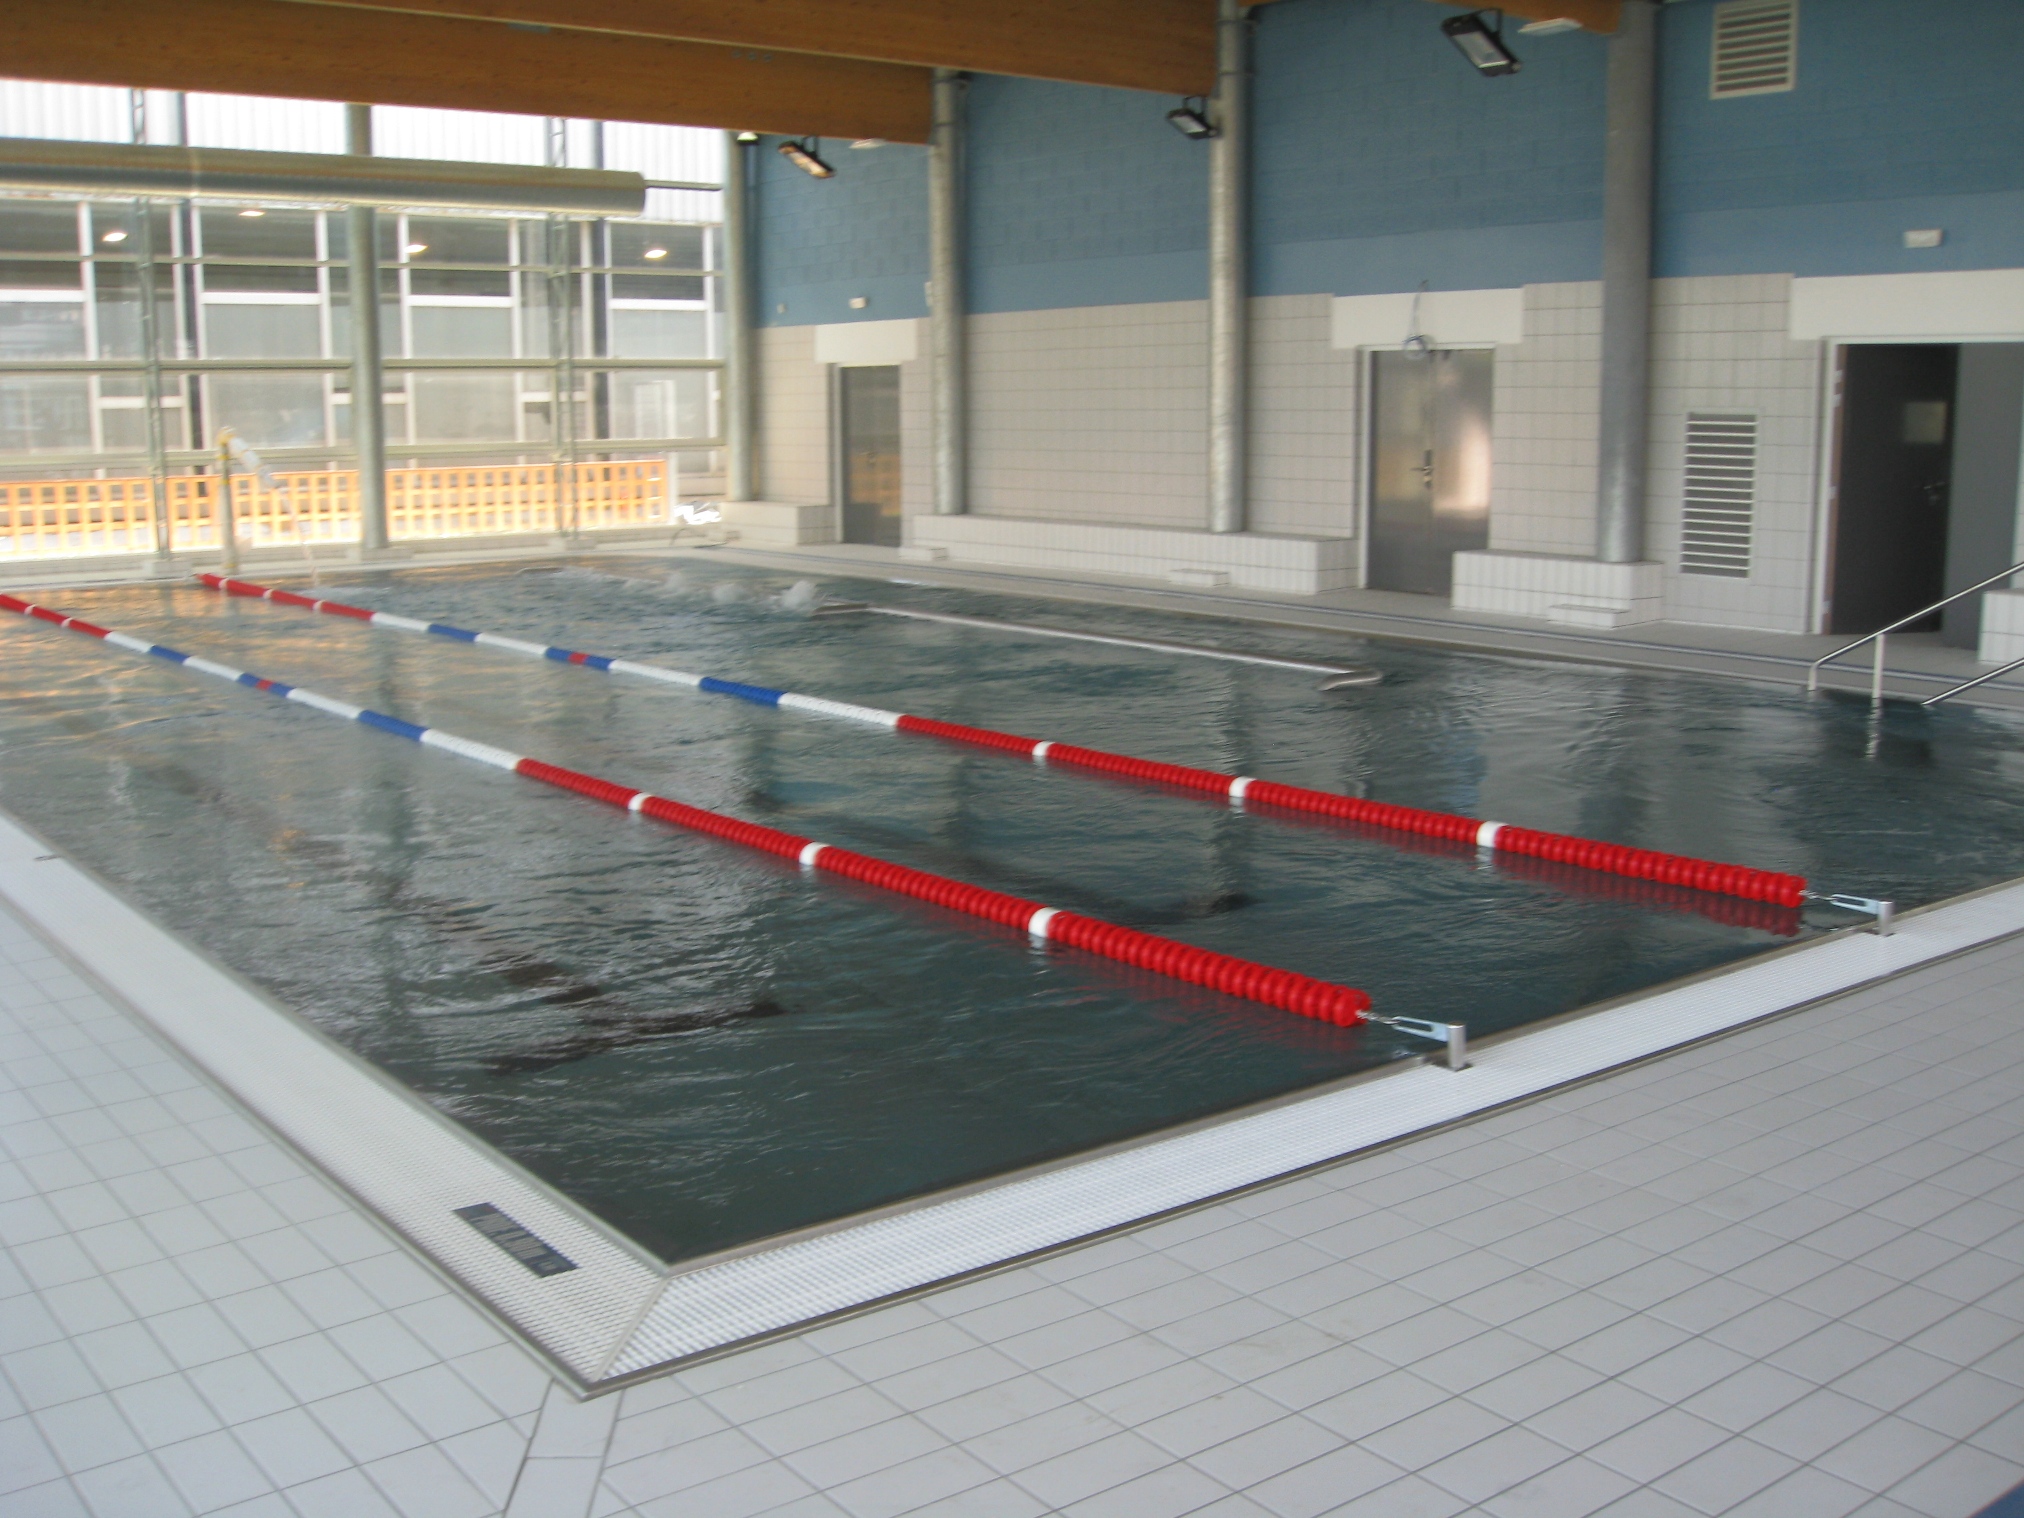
0, 184, 723, 555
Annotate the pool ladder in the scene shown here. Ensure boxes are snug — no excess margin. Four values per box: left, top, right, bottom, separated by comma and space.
1806, 557, 2024, 708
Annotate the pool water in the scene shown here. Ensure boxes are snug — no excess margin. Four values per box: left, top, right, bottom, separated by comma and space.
4, 558, 2023, 1263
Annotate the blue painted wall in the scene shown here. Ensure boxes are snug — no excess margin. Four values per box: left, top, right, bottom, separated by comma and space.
1657, 0, 2024, 276
758, 0, 2024, 326
755, 136, 929, 327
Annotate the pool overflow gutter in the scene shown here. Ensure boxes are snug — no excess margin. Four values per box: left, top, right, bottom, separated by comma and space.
193, 574, 1834, 919
0, 591, 1373, 1028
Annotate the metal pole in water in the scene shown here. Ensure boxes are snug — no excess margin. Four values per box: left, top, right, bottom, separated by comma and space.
128, 90, 172, 562
929, 69, 969, 517
1596, 0, 1657, 565
721, 131, 756, 503
1207, 0, 1250, 536
345, 104, 390, 554
1872, 633, 1886, 706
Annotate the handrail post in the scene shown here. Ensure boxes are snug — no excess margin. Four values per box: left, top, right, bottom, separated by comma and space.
1810, 556, 2024, 696
216, 437, 239, 575
1872, 633, 1886, 705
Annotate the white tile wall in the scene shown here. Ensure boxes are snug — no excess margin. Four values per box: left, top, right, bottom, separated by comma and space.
764, 296, 1361, 544
1980, 589, 2024, 664
1251, 294, 1360, 540
754, 326, 830, 508
967, 302, 1211, 528
756, 279, 1835, 633
1451, 551, 1663, 624
1648, 274, 1824, 635
1487, 281, 1604, 561
715, 502, 836, 547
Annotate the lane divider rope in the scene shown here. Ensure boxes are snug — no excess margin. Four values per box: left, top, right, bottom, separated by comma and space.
6, 592, 1371, 1027
196, 574, 1808, 908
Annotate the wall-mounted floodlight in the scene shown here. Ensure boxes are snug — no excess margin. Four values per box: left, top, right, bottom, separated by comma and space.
777, 138, 834, 178
1166, 97, 1217, 140
1443, 10, 1522, 76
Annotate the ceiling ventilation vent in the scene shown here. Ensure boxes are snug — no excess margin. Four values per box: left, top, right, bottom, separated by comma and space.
1681, 414, 1757, 578
1711, 0, 1799, 98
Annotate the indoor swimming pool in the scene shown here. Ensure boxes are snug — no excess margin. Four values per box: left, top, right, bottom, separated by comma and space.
4, 557, 2023, 1266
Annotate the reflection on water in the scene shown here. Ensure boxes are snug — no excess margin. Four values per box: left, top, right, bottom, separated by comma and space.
2, 560, 2021, 1262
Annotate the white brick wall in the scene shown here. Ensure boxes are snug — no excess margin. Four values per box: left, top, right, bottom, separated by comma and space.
1488, 281, 1602, 560
755, 325, 829, 507
1649, 273, 1823, 634
756, 279, 1833, 634
1250, 293, 1360, 539
967, 302, 1210, 527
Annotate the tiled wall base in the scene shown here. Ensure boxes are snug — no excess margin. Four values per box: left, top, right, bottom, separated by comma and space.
1981, 589, 2024, 664
903, 515, 1358, 595
718, 501, 837, 548
1453, 550, 1665, 626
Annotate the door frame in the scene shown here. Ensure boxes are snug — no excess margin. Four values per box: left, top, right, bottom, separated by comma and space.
1811, 333, 2024, 635
829, 360, 904, 547
1355, 340, 1499, 595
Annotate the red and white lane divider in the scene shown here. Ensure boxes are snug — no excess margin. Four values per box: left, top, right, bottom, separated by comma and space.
197, 574, 1808, 908
4, 592, 1372, 1027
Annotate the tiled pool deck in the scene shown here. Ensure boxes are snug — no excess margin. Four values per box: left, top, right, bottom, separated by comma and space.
6, 890, 2024, 1517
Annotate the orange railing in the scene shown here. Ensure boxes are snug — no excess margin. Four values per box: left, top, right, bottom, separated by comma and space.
0, 461, 672, 559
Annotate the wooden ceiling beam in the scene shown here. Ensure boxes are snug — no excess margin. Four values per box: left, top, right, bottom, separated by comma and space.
0, 0, 934, 144
273, 0, 1222, 97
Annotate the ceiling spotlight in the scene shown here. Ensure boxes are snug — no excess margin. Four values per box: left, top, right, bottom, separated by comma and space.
1165, 97, 1217, 140
777, 138, 834, 178
405, 242, 429, 255
735, 131, 760, 144
238, 208, 266, 218
1518, 16, 1582, 34
850, 138, 886, 150
643, 246, 668, 260
100, 229, 128, 244
1443, 10, 1521, 75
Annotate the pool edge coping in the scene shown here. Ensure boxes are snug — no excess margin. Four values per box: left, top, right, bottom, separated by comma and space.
7, 797, 2023, 1391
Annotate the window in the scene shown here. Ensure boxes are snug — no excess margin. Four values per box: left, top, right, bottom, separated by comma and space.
1680, 413, 1757, 579
1711, 0, 1798, 98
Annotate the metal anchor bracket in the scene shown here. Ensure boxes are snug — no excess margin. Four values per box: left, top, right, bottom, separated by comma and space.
1817, 894, 1897, 936
1370, 1015, 1469, 1071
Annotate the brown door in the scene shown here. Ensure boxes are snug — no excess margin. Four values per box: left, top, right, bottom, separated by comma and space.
839, 365, 901, 547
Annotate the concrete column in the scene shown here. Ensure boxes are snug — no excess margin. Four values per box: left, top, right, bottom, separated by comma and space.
722, 132, 756, 501
1207, 0, 1250, 535
345, 103, 390, 552
1595, 0, 1657, 565
929, 69, 968, 515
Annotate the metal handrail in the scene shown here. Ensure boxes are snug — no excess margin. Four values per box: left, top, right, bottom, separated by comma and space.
1805, 558, 2024, 703
1923, 650, 2024, 708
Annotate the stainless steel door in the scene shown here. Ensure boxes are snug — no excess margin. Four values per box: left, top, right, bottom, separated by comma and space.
1368, 348, 1493, 596
839, 365, 901, 547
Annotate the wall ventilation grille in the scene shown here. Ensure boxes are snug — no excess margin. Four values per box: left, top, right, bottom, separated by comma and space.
1681, 413, 1757, 579
1711, 0, 1799, 97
